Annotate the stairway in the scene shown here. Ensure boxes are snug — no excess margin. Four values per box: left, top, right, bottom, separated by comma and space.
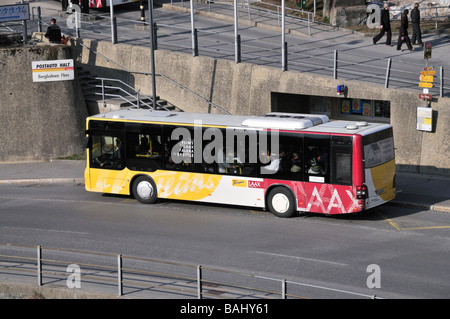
76, 67, 181, 115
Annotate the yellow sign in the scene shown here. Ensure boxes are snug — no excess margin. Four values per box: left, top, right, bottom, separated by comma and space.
421, 70, 436, 76
419, 82, 433, 88
232, 179, 247, 187
420, 75, 434, 82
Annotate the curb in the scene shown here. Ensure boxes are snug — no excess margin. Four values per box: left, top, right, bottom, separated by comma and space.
387, 200, 450, 213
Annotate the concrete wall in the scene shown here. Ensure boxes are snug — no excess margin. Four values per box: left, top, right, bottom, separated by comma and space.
0, 45, 88, 162
70, 39, 450, 174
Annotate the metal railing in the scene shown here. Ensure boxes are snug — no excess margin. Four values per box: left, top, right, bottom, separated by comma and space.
64, 20, 232, 114
388, 6, 450, 29
26, 3, 450, 99
0, 243, 381, 299
79, 75, 168, 110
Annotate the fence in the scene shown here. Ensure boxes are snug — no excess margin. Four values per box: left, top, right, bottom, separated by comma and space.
26, 2, 448, 99
0, 243, 381, 299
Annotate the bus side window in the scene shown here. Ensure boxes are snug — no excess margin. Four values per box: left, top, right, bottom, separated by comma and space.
304, 135, 330, 183
125, 123, 163, 172
330, 136, 352, 185
91, 135, 123, 170
259, 133, 303, 181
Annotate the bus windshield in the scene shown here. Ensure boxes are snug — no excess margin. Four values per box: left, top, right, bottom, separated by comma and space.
362, 128, 394, 168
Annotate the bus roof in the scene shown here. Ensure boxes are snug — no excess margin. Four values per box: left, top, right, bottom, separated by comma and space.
89, 109, 391, 135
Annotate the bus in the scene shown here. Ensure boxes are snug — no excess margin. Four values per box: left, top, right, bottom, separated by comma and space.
84, 109, 396, 217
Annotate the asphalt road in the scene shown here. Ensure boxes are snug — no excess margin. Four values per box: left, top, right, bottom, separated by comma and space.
1, 182, 449, 298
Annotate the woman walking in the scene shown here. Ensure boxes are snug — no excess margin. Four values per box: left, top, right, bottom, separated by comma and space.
397, 9, 413, 51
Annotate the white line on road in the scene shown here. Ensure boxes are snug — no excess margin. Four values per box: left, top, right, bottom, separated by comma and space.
252, 251, 349, 267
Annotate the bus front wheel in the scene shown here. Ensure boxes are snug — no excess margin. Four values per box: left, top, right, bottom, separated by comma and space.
132, 176, 157, 204
267, 187, 296, 218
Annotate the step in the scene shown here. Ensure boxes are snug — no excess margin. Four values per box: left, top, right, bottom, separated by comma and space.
76, 67, 181, 113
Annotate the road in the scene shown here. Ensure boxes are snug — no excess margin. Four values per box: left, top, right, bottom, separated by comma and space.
10, 0, 450, 97
1, 182, 449, 298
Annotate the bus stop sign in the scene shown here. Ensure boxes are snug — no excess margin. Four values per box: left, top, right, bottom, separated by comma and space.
424, 42, 432, 59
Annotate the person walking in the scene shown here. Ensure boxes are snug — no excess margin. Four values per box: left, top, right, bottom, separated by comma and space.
44, 18, 62, 44
411, 3, 423, 46
397, 9, 413, 51
373, 2, 392, 46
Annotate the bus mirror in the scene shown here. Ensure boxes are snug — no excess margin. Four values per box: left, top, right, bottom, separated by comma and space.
84, 136, 90, 149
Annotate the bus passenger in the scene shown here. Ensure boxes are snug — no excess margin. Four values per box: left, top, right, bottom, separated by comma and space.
290, 152, 302, 173
261, 152, 281, 175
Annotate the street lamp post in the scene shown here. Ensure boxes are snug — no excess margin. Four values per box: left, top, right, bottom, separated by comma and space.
148, 0, 157, 110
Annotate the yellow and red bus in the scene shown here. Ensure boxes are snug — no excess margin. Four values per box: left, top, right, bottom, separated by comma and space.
84, 109, 396, 217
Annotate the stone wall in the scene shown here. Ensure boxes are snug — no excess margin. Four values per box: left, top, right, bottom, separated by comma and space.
0, 45, 88, 162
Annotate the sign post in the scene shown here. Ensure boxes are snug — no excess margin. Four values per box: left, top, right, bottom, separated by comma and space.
418, 66, 434, 107
417, 42, 434, 132
423, 42, 432, 61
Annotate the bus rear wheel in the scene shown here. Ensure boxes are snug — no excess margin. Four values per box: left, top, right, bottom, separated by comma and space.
267, 187, 296, 218
132, 176, 157, 204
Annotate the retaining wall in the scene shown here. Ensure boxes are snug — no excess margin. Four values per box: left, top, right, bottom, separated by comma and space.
0, 45, 88, 162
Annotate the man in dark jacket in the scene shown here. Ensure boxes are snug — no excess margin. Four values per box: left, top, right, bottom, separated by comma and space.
411, 3, 423, 46
45, 18, 61, 44
397, 9, 413, 51
373, 2, 392, 46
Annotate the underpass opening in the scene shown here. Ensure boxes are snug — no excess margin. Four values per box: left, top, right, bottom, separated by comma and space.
271, 92, 391, 123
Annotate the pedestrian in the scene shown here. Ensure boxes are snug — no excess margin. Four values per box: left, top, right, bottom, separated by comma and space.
44, 18, 62, 44
411, 3, 423, 46
373, 2, 392, 46
397, 9, 413, 51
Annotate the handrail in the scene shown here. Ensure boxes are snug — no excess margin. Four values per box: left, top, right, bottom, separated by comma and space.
72, 37, 231, 114
79, 76, 167, 110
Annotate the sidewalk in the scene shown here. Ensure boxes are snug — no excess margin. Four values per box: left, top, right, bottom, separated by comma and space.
0, 160, 449, 213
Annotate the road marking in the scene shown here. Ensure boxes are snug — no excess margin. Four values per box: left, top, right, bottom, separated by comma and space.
376, 212, 450, 231
401, 226, 450, 230
252, 251, 348, 267
377, 212, 402, 230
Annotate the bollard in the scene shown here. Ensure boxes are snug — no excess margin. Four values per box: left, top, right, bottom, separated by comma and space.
385, 58, 392, 88
37, 7, 42, 33
153, 23, 158, 50
236, 34, 241, 63
281, 279, 286, 299
197, 265, 202, 299
112, 17, 118, 44
117, 254, 123, 296
193, 29, 199, 57
140, 0, 145, 23
333, 50, 338, 79
37, 245, 42, 286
